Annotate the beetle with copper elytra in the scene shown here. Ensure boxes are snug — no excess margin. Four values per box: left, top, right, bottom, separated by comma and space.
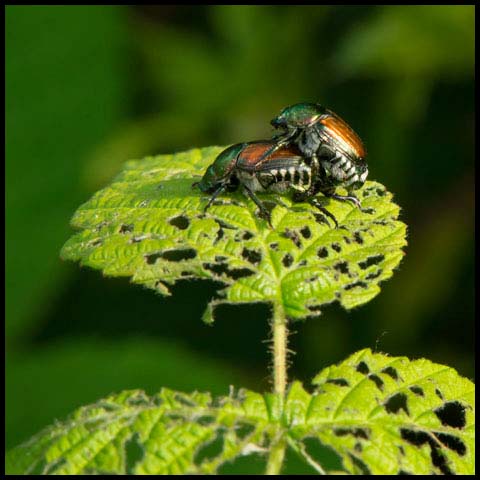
266, 103, 369, 209
193, 140, 341, 227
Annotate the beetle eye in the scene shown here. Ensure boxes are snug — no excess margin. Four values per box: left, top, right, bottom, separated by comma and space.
271, 118, 284, 129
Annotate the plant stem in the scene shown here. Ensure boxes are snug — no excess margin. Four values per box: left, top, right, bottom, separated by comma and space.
267, 304, 288, 475
272, 302, 288, 397
265, 436, 287, 475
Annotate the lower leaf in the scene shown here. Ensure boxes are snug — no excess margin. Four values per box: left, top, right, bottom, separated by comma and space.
6, 349, 474, 475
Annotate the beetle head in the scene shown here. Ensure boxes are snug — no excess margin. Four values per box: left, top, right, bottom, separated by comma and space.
271, 103, 326, 131
194, 143, 244, 194
194, 165, 218, 193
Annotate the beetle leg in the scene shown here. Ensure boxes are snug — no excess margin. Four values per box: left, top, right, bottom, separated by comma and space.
242, 184, 273, 228
203, 184, 227, 212
255, 129, 298, 166
309, 198, 339, 229
307, 154, 319, 190
329, 193, 361, 209
292, 191, 338, 229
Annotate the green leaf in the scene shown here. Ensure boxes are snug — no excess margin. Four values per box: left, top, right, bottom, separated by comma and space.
294, 349, 475, 475
6, 387, 271, 475
7, 349, 474, 474
60, 147, 407, 321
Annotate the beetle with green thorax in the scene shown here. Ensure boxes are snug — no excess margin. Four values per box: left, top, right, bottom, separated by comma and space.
193, 140, 352, 228
266, 103, 369, 207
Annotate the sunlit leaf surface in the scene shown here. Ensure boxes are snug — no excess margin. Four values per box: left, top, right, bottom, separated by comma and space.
6, 350, 474, 474
61, 147, 407, 320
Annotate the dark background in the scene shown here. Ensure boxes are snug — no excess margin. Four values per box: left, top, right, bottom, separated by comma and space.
6, 5, 474, 471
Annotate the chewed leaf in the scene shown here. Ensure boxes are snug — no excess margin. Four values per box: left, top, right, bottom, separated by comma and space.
5, 388, 271, 475
6, 350, 474, 475
61, 147, 407, 320
290, 349, 475, 475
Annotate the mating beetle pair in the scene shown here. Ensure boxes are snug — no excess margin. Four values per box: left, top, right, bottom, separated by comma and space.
193, 103, 369, 228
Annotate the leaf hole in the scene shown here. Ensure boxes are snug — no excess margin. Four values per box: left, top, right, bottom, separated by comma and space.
334, 261, 349, 275
400, 429, 429, 446
356, 361, 370, 374
126, 432, 144, 473
235, 421, 256, 440
144, 253, 161, 265
300, 226, 311, 238
317, 247, 329, 258
242, 248, 262, 265
433, 432, 466, 456
269, 242, 279, 251
368, 374, 384, 391
400, 429, 453, 475
169, 215, 190, 230
435, 388, 444, 400
409, 386, 424, 397
194, 431, 225, 466
434, 401, 466, 429
344, 281, 367, 290
146, 249, 197, 264
381, 366, 399, 381
203, 263, 255, 280
365, 269, 382, 280
384, 393, 410, 416
331, 243, 341, 252
214, 227, 224, 244
358, 254, 385, 270
282, 254, 294, 268
300, 437, 344, 473
227, 269, 256, 280
353, 231, 364, 244
326, 378, 350, 387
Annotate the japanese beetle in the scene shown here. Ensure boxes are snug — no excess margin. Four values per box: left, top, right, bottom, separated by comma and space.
267, 103, 369, 208
193, 140, 347, 228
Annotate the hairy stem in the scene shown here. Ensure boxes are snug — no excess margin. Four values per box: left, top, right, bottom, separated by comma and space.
266, 302, 288, 474
272, 302, 288, 397
265, 435, 287, 475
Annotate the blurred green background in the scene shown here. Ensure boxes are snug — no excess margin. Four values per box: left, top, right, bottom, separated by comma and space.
6, 5, 474, 472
